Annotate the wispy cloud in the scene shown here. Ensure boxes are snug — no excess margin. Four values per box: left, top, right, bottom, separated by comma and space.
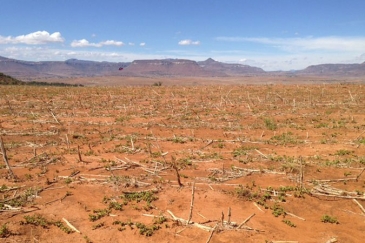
216, 36, 365, 52
178, 39, 200, 46
0, 31, 64, 45
71, 39, 124, 47
140, 42, 146, 46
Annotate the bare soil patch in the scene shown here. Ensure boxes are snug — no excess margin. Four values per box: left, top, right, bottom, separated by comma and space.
0, 82, 365, 242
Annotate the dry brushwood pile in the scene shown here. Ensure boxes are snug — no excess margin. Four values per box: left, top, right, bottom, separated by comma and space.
0, 83, 365, 243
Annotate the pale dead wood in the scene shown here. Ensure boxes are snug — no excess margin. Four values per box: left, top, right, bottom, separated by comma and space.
356, 167, 365, 180
325, 238, 338, 243
286, 212, 305, 221
167, 210, 213, 231
201, 139, 214, 150
142, 213, 167, 218
49, 109, 61, 124
188, 182, 195, 224
0, 136, 15, 179
253, 202, 264, 212
206, 223, 218, 243
271, 241, 298, 243
310, 177, 358, 183
255, 149, 269, 159
62, 218, 81, 233
122, 188, 159, 194
238, 213, 255, 229
197, 212, 208, 220
227, 207, 231, 225
352, 199, 365, 214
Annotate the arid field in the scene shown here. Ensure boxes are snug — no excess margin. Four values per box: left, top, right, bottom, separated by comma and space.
1, 80, 365, 242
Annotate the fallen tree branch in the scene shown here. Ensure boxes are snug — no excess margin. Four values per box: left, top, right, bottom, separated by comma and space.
238, 213, 255, 229
62, 218, 81, 233
167, 210, 213, 231
0, 136, 15, 179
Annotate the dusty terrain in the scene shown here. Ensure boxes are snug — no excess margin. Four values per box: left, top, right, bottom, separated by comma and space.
0, 80, 365, 243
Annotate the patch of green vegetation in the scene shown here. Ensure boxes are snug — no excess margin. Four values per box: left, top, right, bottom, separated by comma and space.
89, 209, 111, 222
271, 203, 286, 217
282, 219, 296, 227
334, 149, 352, 156
120, 191, 158, 204
0, 224, 11, 238
264, 118, 277, 130
92, 222, 105, 230
232, 146, 257, 158
112, 217, 165, 237
321, 215, 339, 224
268, 132, 302, 145
53, 221, 74, 234
21, 214, 50, 228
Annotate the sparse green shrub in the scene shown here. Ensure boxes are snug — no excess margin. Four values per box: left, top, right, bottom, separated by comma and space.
0, 224, 11, 238
321, 215, 339, 224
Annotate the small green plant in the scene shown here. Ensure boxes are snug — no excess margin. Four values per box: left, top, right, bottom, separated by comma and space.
282, 219, 296, 227
53, 221, 74, 234
321, 214, 339, 224
120, 191, 158, 204
271, 203, 286, 217
89, 209, 111, 222
92, 222, 105, 230
264, 118, 277, 130
335, 149, 352, 156
0, 224, 11, 238
21, 214, 50, 228
83, 235, 93, 243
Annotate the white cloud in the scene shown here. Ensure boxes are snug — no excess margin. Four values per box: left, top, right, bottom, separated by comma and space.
216, 36, 365, 52
0, 31, 64, 45
140, 42, 146, 46
100, 40, 124, 46
128, 42, 135, 46
71, 39, 124, 48
178, 39, 200, 46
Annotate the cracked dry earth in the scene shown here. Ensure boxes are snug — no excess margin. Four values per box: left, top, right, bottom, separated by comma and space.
0, 82, 365, 243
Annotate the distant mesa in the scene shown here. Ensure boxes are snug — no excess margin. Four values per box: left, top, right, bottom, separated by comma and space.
0, 55, 364, 81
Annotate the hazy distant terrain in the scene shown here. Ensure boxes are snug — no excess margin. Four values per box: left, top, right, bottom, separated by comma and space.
0, 55, 364, 83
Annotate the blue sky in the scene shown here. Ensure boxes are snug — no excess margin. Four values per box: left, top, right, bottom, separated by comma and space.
1, 0, 365, 71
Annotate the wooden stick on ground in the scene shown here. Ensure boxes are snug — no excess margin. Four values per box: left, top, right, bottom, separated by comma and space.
238, 213, 255, 229
206, 223, 218, 243
188, 182, 196, 224
352, 199, 365, 214
356, 168, 365, 181
0, 137, 15, 179
167, 210, 213, 231
62, 218, 81, 233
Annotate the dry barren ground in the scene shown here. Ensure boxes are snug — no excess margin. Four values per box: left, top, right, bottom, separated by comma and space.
0, 82, 365, 243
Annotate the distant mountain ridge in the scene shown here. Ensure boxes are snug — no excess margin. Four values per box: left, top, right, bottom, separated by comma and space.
297, 62, 365, 76
0, 55, 364, 80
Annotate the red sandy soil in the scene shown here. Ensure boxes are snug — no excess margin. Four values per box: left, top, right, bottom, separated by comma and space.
0, 80, 365, 243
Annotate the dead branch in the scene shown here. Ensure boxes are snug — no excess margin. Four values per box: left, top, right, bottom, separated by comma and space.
188, 182, 195, 224
62, 218, 81, 233
352, 199, 365, 214
167, 210, 213, 231
206, 223, 218, 243
238, 213, 255, 229
0, 136, 15, 179
286, 212, 305, 221
255, 149, 269, 159
356, 167, 365, 181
